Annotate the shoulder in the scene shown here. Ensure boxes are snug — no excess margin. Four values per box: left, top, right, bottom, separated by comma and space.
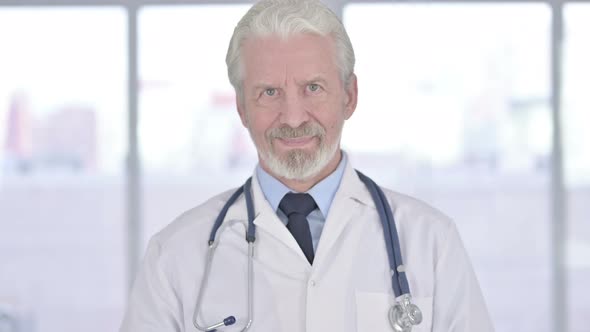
381, 188, 453, 228
379, 187, 456, 251
149, 188, 240, 254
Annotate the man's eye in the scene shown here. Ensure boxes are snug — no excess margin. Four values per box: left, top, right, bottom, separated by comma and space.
308, 84, 320, 92
264, 88, 276, 96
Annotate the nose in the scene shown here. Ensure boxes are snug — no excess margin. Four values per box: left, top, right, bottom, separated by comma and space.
279, 92, 310, 128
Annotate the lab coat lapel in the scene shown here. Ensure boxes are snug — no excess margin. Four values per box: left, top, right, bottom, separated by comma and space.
313, 162, 375, 267
222, 164, 376, 268
224, 173, 311, 266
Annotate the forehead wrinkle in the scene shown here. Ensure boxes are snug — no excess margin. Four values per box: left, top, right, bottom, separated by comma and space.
282, 61, 290, 88
244, 35, 337, 89
254, 64, 289, 89
283, 65, 330, 88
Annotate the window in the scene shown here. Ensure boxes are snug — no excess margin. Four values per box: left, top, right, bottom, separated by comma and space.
344, 4, 552, 331
0, 8, 127, 332
138, 5, 254, 246
1, 2, 588, 332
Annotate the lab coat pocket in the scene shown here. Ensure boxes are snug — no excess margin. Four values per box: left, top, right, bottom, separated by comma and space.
355, 291, 433, 332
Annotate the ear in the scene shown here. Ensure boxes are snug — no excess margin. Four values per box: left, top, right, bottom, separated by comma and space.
343, 73, 358, 120
236, 92, 248, 127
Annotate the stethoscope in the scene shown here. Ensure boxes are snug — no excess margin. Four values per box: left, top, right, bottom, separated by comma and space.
193, 170, 422, 332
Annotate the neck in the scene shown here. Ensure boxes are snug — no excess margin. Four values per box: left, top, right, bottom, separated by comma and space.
261, 150, 342, 192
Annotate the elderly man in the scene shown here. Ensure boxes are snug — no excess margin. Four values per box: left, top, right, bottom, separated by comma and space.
120, 0, 494, 331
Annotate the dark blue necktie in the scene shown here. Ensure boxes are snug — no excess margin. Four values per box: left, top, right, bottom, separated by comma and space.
279, 193, 317, 264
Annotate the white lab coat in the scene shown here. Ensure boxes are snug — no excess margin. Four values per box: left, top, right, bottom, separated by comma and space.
120, 163, 494, 332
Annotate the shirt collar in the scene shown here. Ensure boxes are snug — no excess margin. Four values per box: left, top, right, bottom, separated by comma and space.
255, 152, 348, 218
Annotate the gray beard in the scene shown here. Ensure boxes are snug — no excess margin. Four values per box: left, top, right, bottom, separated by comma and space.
261, 138, 340, 181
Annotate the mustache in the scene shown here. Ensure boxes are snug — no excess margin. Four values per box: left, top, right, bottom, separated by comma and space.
267, 122, 325, 139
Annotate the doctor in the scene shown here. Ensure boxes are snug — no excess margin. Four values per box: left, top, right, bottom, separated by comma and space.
120, 0, 494, 331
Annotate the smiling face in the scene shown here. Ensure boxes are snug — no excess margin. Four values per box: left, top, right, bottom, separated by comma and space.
237, 33, 357, 182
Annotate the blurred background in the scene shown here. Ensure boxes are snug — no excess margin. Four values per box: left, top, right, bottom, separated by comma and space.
0, 0, 588, 331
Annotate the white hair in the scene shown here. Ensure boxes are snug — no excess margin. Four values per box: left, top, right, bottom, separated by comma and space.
225, 0, 355, 96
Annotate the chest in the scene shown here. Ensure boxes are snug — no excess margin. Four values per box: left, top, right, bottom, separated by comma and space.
182, 210, 435, 332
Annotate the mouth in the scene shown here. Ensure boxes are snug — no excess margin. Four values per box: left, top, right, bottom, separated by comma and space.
275, 136, 317, 148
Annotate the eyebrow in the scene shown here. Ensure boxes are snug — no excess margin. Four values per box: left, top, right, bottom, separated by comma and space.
250, 76, 329, 91
251, 83, 277, 93
302, 76, 329, 86
248, 83, 275, 98
252, 81, 274, 88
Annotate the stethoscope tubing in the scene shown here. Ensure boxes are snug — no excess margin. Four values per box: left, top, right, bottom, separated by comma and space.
196, 171, 414, 331
355, 171, 410, 297
373, 175, 411, 296
208, 186, 245, 244
242, 178, 256, 243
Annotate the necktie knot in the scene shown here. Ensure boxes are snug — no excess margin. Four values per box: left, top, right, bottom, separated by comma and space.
279, 193, 317, 217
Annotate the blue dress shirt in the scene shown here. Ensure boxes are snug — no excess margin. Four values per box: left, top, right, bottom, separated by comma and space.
255, 153, 347, 251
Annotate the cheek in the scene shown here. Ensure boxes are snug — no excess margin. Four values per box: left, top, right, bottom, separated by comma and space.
247, 110, 277, 139
313, 105, 345, 132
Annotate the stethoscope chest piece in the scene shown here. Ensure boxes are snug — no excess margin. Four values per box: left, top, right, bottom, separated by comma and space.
388, 295, 423, 332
